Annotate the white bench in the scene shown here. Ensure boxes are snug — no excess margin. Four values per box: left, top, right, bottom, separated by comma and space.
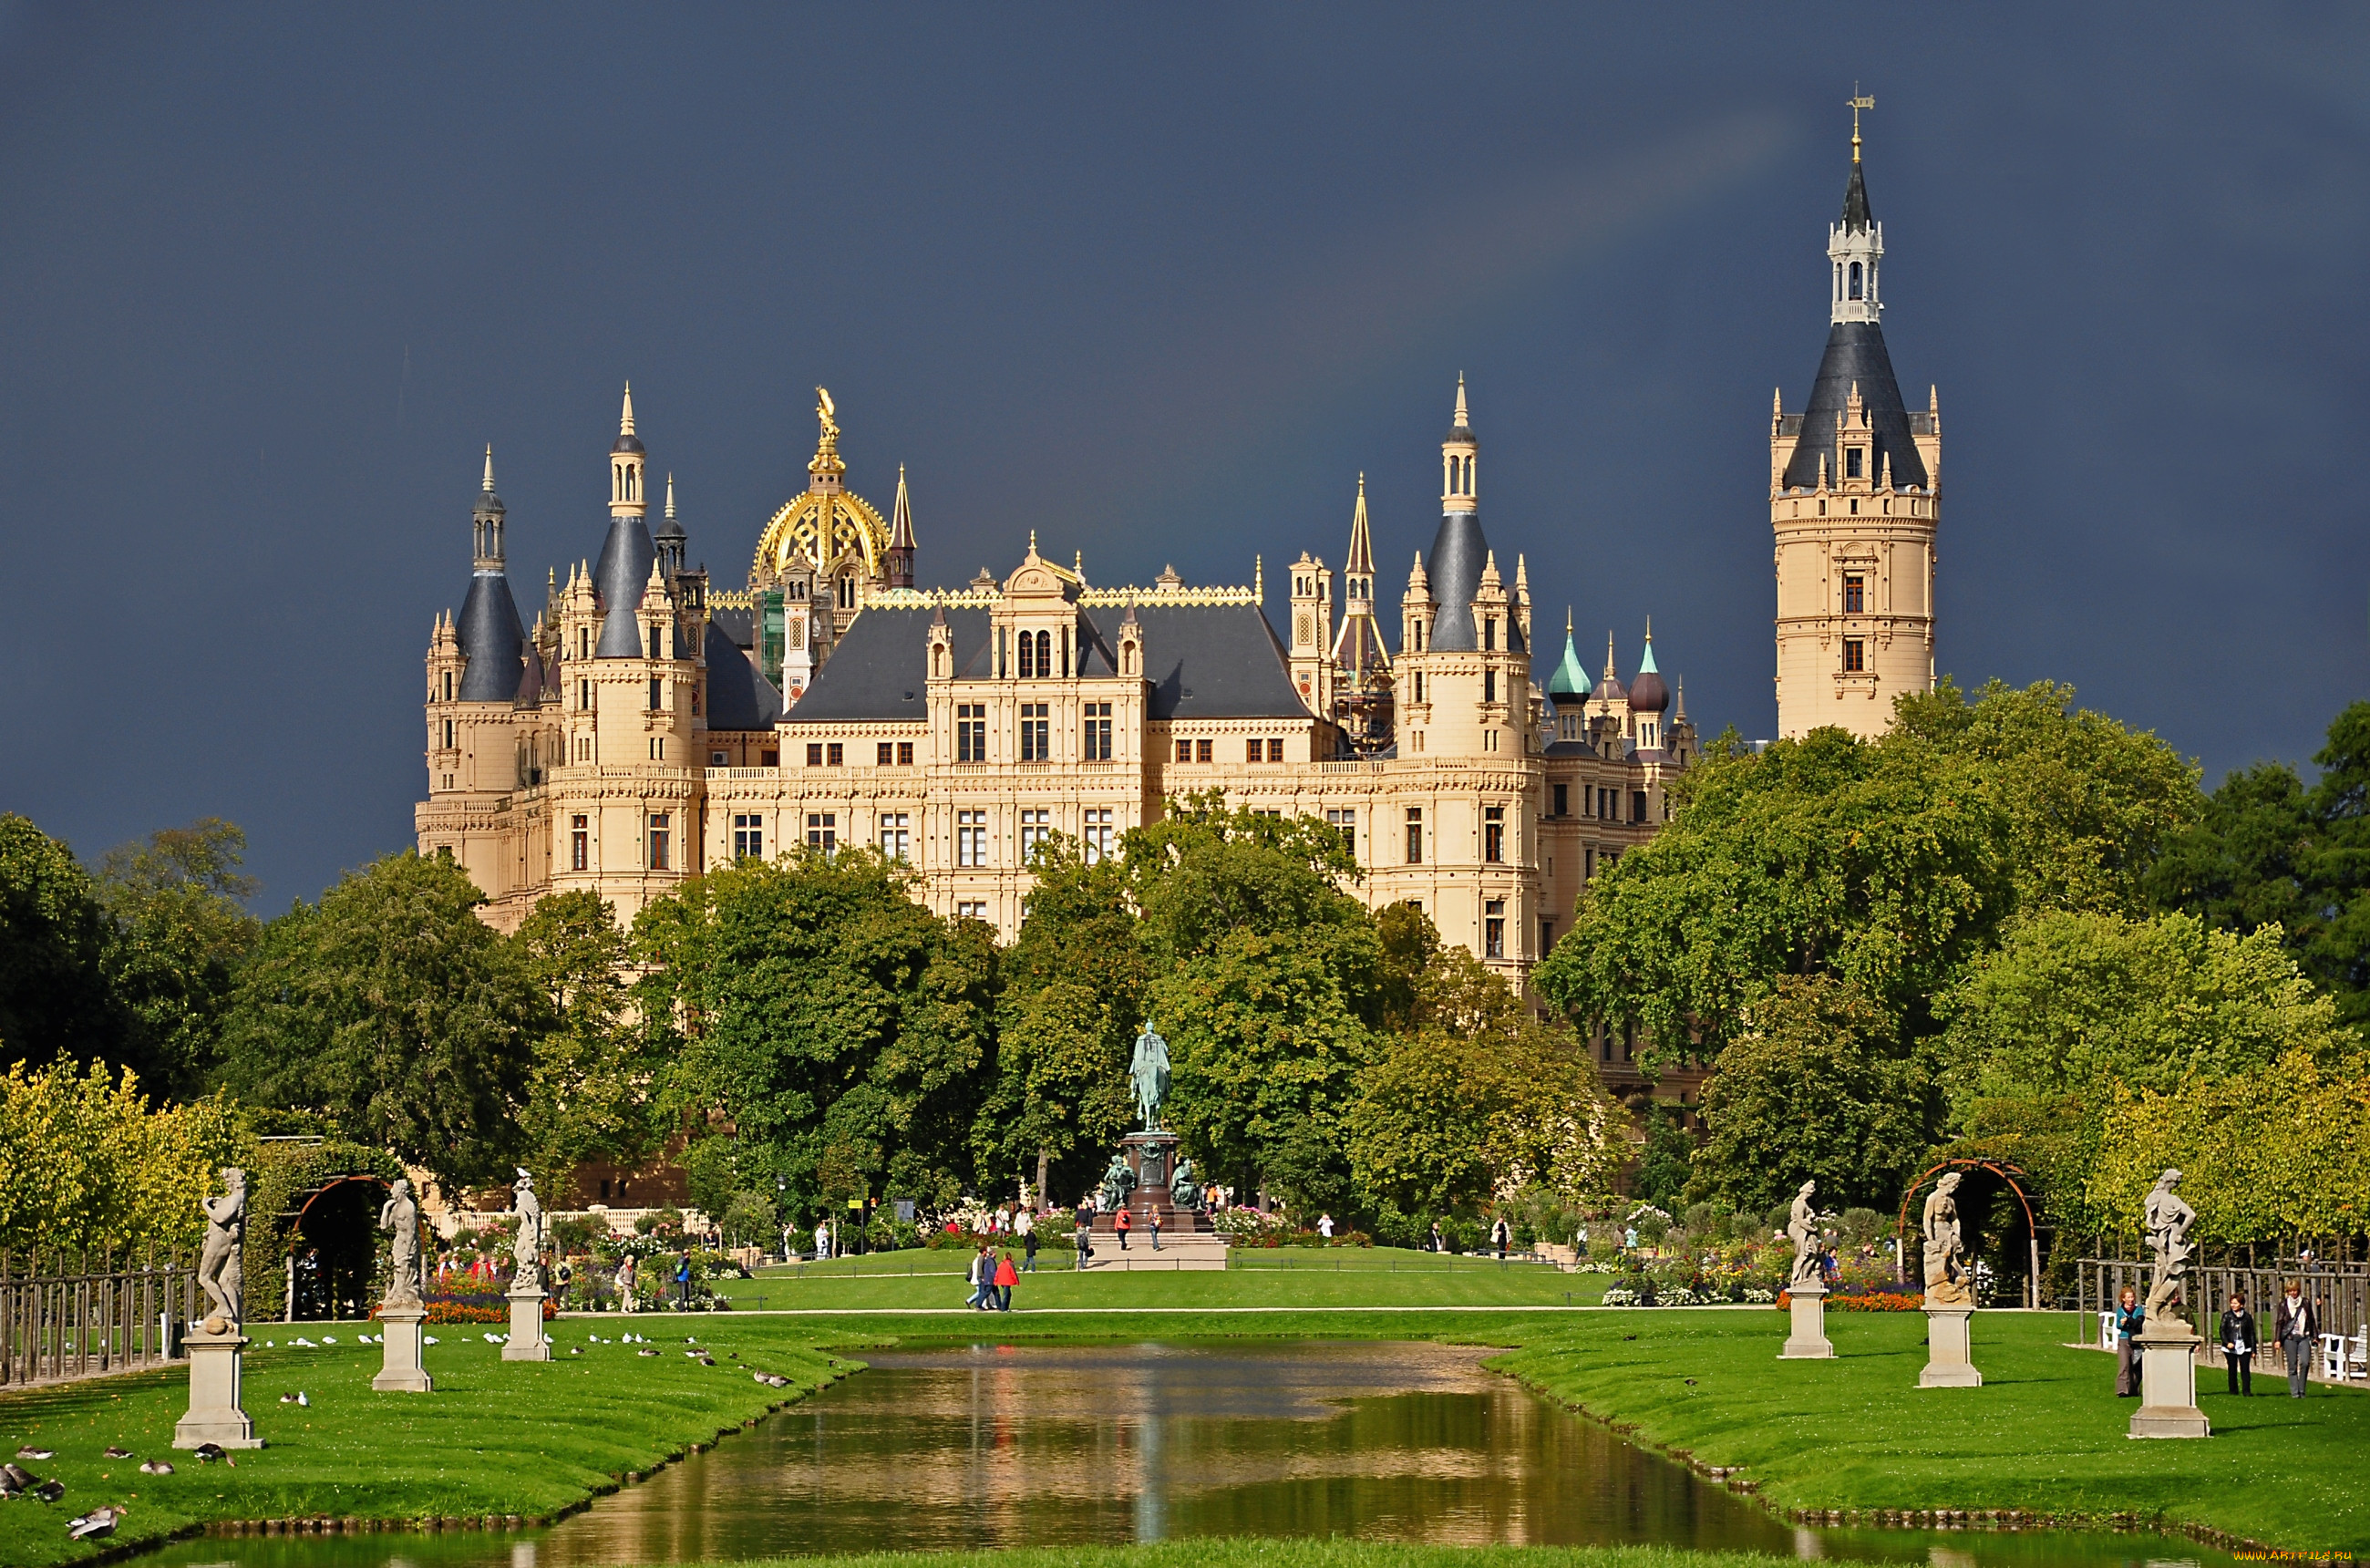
2098, 1310, 2118, 1347
2321, 1330, 2368, 1381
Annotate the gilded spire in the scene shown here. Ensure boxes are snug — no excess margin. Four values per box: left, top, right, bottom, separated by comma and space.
808, 386, 845, 483
1849, 88, 1873, 164
890, 464, 916, 550
1344, 473, 1375, 578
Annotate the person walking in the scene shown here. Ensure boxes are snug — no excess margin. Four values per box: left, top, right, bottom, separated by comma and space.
1115, 1205, 1132, 1252
1073, 1201, 1094, 1267
815, 1219, 831, 1261
1024, 1222, 1041, 1274
675, 1252, 693, 1309
2113, 1287, 2145, 1397
556, 1258, 573, 1310
1428, 1221, 1446, 1254
994, 1250, 1018, 1312
618, 1253, 639, 1313
965, 1244, 992, 1310
1149, 1205, 1163, 1252
1492, 1217, 1510, 1261
2218, 1292, 2256, 1397
2274, 1281, 2318, 1398
1317, 1213, 1334, 1241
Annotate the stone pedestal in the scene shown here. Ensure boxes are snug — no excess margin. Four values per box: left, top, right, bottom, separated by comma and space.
173, 1331, 264, 1449
372, 1305, 432, 1392
1918, 1305, 1982, 1387
2128, 1326, 2210, 1439
1779, 1279, 1835, 1359
501, 1286, 551, 1361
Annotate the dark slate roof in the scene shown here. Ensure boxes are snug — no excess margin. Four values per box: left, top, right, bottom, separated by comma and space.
512, 642, 547, 707
704, 621, 784, 730
455, 573, 524, 701
1425, 513, 1488, 651
710, 604, 755, 650
592, 514, 656, 657
1778, 322, 1930, 492
1840, 160, 1872, 230
786, 599, 1307, 724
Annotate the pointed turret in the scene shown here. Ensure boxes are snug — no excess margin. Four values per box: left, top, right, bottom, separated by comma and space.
455, 454, 524, 700
1630, 620, 1669, 715
1427, 376, 1491, 649
1546, 609, 1592, 705
593, 392, 660, 657
884, 464, 916, 588
1332, 474, 1391, 686
654, 471, 687, 578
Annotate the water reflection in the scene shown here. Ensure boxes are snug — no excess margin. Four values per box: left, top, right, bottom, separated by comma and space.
134, 1341, 2224, 1568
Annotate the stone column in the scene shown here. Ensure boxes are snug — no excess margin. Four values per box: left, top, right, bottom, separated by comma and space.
1779, 1279, 1835, 1359
174, 1331, 264, 1449
2128, 1326, 2210, 1438
502, 1285, 551, 1361
372, 1305, 433, 1392
1918, 1305, 1982, 1387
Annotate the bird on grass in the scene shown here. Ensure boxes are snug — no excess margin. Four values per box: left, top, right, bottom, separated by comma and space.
67, 1506, 119, 1540
16, 1448, 53, 1460
102, 1448, 132, 1460
138, 1461, 173, 1477
32, 1480, 65, 1502
191, 1443, 227, 1464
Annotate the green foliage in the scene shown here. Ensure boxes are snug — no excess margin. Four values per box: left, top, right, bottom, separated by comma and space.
0, 1059, 242, 1255
1941, 909, 2352, 1110
639, 850, 997, 1219
2087, 1049, 2370, 1246
1687, 975, 1940, 1212
0, 813, 120, 1074
1534, 727, 2012, 1062
720, 1188, 780, 1248
513, 890, 664, 1200
216, 852, 541, 1191
237, 1136, 405, 1322
1633, 1105, 1692, 1212
93, 819, 262, 1097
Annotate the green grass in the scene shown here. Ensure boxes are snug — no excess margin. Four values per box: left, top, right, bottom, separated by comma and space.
698, 1544, 1784, 1568
0, 1326, 847, 1568
713, 1246, 1611, 1311
1496, 1307, 2370, 1555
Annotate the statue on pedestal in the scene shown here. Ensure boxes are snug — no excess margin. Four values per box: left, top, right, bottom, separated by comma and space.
1098, 1150, 1136, 1211
378, 1178, 422, 1307
1921, 1172, 1973, 1306
1786, 1180, 1834, 1286
1170, 1156, 1204, 1212
1130, 1024, 1170, 1131
511, 1170, 544, 1289
2142, 1169, 2197, 1332
197, 1168, 248, 1334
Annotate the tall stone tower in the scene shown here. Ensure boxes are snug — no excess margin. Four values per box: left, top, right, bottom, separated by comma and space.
1770, 108, 1940, 739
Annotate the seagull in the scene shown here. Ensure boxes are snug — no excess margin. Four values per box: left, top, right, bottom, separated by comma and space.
423, 1335, 439, 1346
139, 1461, 173, 1476
320, 1336, 337, 1345
67, 1506, 119, 1540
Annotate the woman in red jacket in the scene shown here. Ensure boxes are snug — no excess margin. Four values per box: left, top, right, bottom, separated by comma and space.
994, 1251, 1019, 1311
1115, 1206, 1132, 1252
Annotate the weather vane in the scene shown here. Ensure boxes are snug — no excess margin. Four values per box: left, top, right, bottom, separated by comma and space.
1849, 85, 1874, 163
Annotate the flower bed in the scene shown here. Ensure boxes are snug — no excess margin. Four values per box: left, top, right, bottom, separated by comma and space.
1777, 1286, 1925, 1312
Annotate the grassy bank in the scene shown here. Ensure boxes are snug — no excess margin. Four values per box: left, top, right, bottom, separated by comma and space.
0, 1329, 846, 1568
1497, 1308, 2370, 1556
709, 1544, 1785, 1568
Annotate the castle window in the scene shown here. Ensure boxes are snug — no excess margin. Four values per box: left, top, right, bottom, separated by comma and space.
957, 810, 986, 867
580, 680, 592, 710
1414, 672, 1425, 703
1020, 703, 1050, 761
1483, 618, 1495, 652
1176, 738, 1192, 764
732, 814, 763, 861
956, 900, 988, 921
1631, 790, 1649, 823
571, 814, 589, 872
1405, 808, 1423, 865
1540, 916, 1554, 954
579, 628, 590, 660
1849, 261, 1863, 299
762, 748, 779, 767
1846, 447, 1863, 480
647, 813, 670, 871
1484, 805, 1505, 863
828, 742, 844, 767
1082, 808, 1114, 864
442, 719, 455, 749
1484, 669, 1498, 704
648, 625, 662, 660
957, 704, 986, 763
1842, 638, 1865, 673
1552, 784, 1568, 818
1484, 900, 1504, 959
1842, 574, 1864, 614
808, 743, 824, 766
442, 670, 453, 702
879, 812, 910, 863
648, 678, 663, 710
879, 742, 895, 767
1247, 738, 1262, 764
1017, 631, 1036, 679
1268, 738, 1285, 763
806, 812, 836, 852
1084, 702, 1112, 761
1197, 738, 1213, 763
898, 741, 914, 767
1324, 809, 1355, 860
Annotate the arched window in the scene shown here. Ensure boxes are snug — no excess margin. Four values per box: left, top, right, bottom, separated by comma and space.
1463, 456, 1474, 493
1017, 631, 1036, 679
1034, 630, 1051, 676
1849, 262, 1863, 300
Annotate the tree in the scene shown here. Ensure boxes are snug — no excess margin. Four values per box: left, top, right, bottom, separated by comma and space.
0, 1058, 242, 1255
638, 850, 996, 1220
0, 814, 120, 1074
513, 891, 664, 1202
974, 838, 1146, 1204
1687, 975, 1940, 1212
95, 819, 261, 1097
216, 852, 541, 1191
1941, 909, 2353, 1110
1535, 727, 2013, 1063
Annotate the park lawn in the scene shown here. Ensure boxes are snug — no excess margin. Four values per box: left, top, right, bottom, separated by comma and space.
0, 1328, 847, 1568
713, 1246, 1611, 1311
708, 1543, 1786, 1568
1496, 1306, 2370, 1557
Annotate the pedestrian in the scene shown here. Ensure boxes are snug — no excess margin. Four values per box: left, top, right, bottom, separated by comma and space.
1149, 1205, 1162, 1252
1116, 1205, 1132, 1252
2218, 1292, 2256, 1397
1318, 1213, 1334, 1241
1024, 1222, 1041, 1274
1073, 1201, 1094, 1267
618, 1253, 639, 1314
965, 1244, 993, 1310
994, 1250, 1018, 1311
1492, 1217, 1510, 1260
675, 1252, 693, 1309
1575, 1222, 1589, 1253
556, 1258, 572, 1310
2113, 1287, 2144, 1397
1428, 1221, 1446, 1254
2273, 1280, 2318, 1398
815, 1219, 831, 1261
1624, 1224, 1637, 1252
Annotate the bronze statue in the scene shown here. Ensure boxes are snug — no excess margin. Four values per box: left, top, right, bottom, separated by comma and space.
1129, 1024, 1170, 1131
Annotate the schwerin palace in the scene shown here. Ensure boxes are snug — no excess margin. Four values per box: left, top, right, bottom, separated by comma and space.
416, 132, 1939, 1069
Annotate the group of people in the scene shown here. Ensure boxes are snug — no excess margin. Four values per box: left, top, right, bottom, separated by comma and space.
1069, 1194, 1163, 1261
965, 1243, 1021, 1310
2113, 1280, 2325, 1398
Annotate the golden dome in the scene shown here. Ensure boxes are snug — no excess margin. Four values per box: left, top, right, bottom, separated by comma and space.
750, 387, 892, 584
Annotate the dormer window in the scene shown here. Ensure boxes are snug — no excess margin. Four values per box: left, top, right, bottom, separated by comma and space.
1482, 618, 1496, 652
1845, 448, 1863, 480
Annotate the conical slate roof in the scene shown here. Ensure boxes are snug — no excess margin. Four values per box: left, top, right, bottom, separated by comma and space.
592, 513, 657, 657
454, 573, 524, 701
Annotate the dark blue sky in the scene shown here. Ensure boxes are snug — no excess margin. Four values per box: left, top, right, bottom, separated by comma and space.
3, 5, 2365, 907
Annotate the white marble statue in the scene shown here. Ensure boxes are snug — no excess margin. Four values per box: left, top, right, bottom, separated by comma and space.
1786, 1180, 1832, 1285
2142, 1168, 2197, 1331
1921, 1172, 1973, 1306
379, 1178, 423, 1306
196, 1168, 247, 1333
511, 1169, 544, 1288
